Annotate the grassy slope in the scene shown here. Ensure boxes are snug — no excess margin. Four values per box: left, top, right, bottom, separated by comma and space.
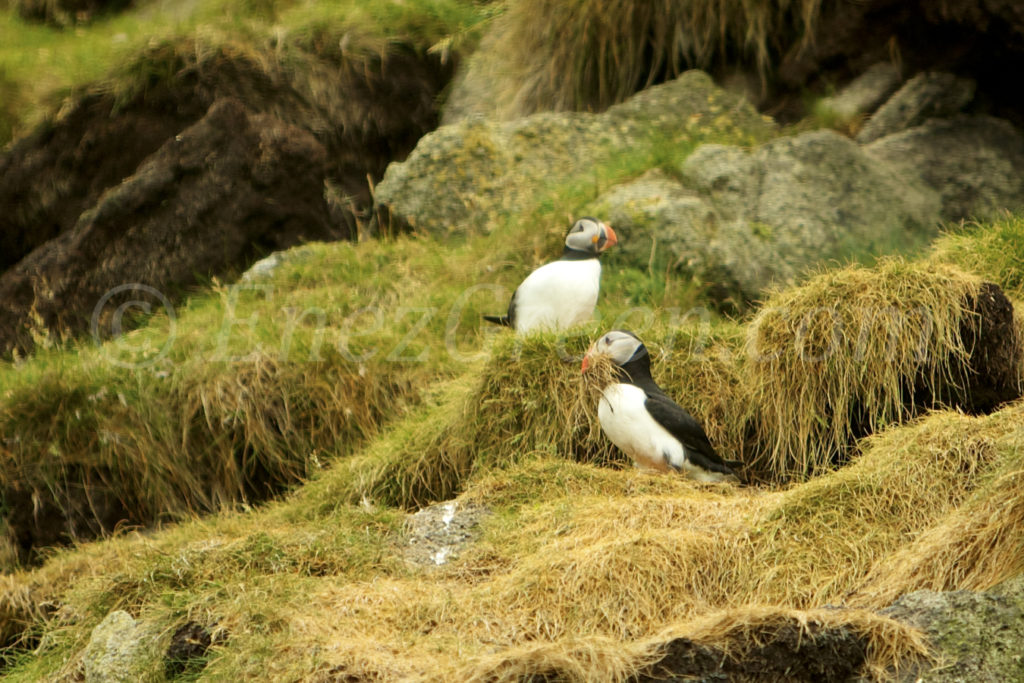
0, 106, 720, 571
0, 96, 760, 677
3, 206, 1024, 679
0, 0, 485, 144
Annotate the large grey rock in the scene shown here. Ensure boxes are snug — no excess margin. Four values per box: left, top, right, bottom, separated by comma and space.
373, 71, 774, 237
856, 72, 975, 144
589, 170, 752, 305
865, 115, 1024, 220
83, 610, 161, 683
594, 129, 940, 302
884, 584, 1024, 682
817, 62, 902, 122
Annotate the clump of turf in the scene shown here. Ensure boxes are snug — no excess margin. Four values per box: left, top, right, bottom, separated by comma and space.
347, 331, 617, 509
744, 258, 997, 481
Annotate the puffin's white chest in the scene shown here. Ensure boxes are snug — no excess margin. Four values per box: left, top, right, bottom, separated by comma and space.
514, 259, 601, 333
598, 383, 683, 472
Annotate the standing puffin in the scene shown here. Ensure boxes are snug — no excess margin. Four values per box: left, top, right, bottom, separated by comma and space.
484, 217, 617, 333
582, 330, 741, 482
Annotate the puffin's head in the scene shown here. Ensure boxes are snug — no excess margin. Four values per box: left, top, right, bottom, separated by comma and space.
582, 329, 646, 373
565, 217, 617, 255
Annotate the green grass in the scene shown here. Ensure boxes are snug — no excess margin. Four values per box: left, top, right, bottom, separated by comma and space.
929, 215, 1024, 300
0, 0, 486, 143
0, 109, 758, 571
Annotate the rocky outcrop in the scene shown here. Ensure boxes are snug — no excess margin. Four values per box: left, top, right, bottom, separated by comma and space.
385, 69, 1024, 308
856, 72, 977, 144
865, 115, 1024, 220
592, 130, 940, 304
373, 71, 775, 237
885, 576, 1024, 681
0, 98, 337, 357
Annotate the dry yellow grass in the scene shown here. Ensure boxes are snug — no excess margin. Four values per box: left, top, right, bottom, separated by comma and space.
4, 394, 1024, 679
745, 258, 986, 481
486, 0, 822, 116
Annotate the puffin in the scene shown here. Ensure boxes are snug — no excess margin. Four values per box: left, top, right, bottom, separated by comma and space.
582, 330, 742, 483
484, 217, 617, 333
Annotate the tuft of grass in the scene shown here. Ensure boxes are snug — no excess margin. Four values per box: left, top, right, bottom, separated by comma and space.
483, 0, 821, 117
335, 321, 750, 509
928, 215, 1024, 300
744, 258, 985, 481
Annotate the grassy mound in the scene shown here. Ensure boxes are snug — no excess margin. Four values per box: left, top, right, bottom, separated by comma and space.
744, 258, 997, 481
479, 0, 821, 117
340, 256, 1017, 504
9, 395, 1024, 679
335, 323, 749, 508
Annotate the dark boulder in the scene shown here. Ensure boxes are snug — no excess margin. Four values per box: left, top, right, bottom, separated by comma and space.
635, 621, 868, 682
0, 98, 337, 358
0, 39, 453, 357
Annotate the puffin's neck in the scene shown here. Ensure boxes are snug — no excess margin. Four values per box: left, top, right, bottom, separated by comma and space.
617, 350, 658, 391
560, 246, 599, 261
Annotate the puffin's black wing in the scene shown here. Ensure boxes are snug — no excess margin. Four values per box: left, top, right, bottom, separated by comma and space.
483, 288, 518, 328
642, 391, 736, 476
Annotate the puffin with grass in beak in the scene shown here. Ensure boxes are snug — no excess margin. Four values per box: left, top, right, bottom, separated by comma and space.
582, 330, 742, 483
484, 217, 617, 334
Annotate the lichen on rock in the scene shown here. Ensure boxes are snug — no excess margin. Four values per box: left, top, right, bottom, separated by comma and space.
372, 70, 774, 238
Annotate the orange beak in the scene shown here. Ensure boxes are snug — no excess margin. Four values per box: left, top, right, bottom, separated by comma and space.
581, 345, 594, 373
599, 224, 617, 251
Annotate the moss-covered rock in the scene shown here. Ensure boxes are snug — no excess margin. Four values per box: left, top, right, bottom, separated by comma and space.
884, 582, 1024, 681
865, 115, 1024, 221
593, 129, 941, 306
82, 610, 163, 683
372, 70, 774, 237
